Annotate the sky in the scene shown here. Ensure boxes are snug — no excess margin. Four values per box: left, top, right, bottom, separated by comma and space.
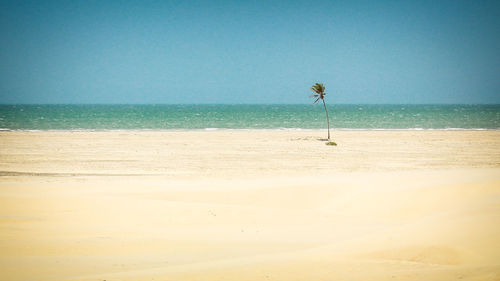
1, 0, 499, 104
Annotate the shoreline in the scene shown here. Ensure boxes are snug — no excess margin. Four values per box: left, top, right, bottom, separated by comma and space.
1, 128, 499, 132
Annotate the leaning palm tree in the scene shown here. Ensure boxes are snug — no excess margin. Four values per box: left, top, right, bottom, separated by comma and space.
310, 83, 331, 140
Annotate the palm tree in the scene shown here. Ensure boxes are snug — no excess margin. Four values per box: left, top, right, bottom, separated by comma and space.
310, 83, 331, 140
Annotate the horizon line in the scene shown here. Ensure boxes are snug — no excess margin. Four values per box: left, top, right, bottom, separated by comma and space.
1, 103, 500, 106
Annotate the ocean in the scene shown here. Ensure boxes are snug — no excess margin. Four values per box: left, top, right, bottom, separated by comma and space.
0, 104, 499, 130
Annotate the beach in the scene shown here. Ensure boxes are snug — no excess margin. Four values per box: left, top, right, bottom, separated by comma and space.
1, 130, 499, 281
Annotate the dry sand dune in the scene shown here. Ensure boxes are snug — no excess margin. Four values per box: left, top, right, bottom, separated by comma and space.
0, 131, 499, 281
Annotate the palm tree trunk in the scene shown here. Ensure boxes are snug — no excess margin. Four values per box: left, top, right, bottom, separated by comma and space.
322, 99, 330, 140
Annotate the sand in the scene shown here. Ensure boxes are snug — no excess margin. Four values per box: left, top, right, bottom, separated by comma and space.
0, 130, 499, 281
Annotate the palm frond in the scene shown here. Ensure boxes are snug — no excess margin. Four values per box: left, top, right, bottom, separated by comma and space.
313, 97, 320, 104
311, 83, 325, 98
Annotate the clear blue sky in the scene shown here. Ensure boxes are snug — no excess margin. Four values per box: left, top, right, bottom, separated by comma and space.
1, 0, 499, 104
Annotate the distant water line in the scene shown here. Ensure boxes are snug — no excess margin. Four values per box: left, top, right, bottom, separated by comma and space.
0, 104, 499, 130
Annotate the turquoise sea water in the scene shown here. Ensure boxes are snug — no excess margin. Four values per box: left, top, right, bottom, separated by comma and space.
0, 105, 499, 130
